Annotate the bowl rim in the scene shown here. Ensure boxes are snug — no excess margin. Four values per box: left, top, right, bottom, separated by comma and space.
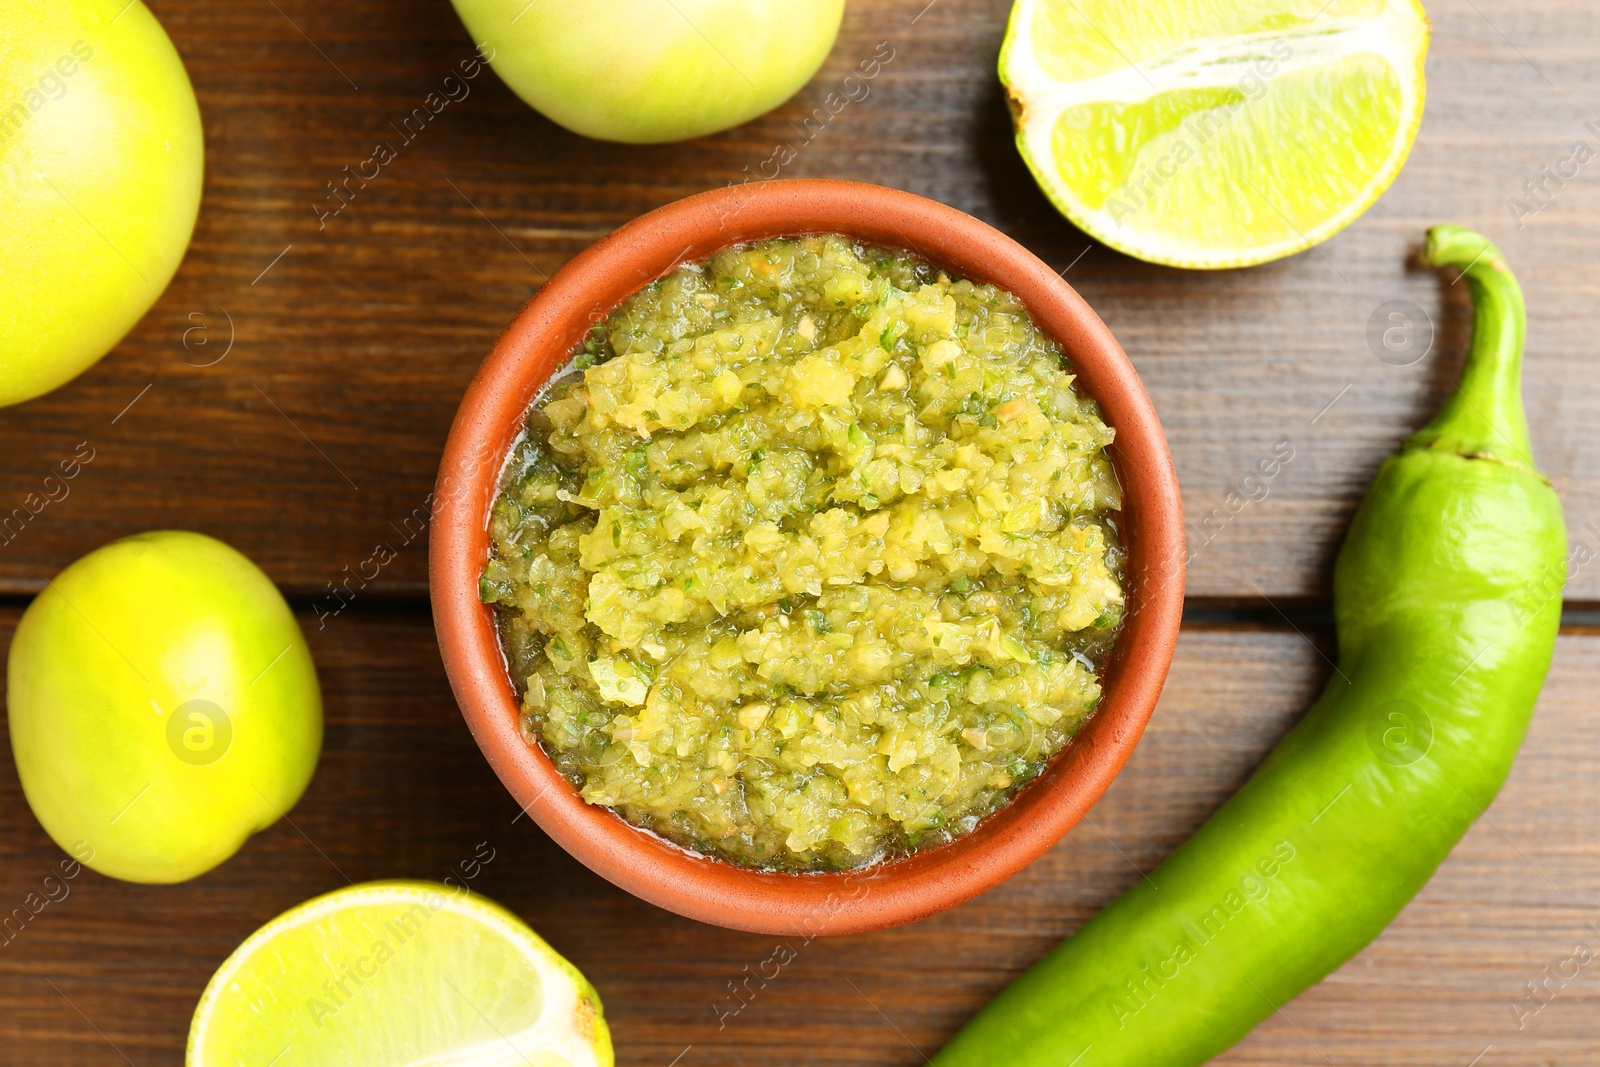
430, 179, 1184, 936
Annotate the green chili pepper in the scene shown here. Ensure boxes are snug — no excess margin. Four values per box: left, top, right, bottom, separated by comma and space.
933, 226, 1566, 1066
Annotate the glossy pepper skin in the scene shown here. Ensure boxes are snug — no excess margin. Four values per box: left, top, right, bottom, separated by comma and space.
932, 227, 1566, 1066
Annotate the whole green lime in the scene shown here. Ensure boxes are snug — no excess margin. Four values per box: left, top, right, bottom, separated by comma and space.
0, 0, 204, 407
7, 532, 321, 883
450, 0, 845, 143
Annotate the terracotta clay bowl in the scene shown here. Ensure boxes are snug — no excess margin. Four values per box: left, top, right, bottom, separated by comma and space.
431, 179, 1184, 936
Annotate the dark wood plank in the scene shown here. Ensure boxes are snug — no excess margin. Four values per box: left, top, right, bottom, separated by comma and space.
1, 609, 1596, 1065
0, 0, 1596, 602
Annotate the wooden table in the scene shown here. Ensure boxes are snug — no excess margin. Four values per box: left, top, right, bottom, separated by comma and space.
3, 1, 1597, 1063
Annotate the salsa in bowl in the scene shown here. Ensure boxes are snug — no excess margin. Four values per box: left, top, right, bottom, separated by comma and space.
432, 181, 1182, 933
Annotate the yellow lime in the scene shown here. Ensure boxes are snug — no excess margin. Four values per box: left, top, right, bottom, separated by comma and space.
1000, 0, 1430, 268
187, 881, 612, 1067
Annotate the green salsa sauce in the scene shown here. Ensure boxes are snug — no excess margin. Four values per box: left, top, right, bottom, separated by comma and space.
482, 235, 1124, 871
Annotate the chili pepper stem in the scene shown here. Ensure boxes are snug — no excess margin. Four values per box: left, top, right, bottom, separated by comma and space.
1412, 225, 1533, 466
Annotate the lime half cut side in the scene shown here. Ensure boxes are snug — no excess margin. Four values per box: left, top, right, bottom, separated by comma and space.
187, 881, 612, 1067
1001, 0, 1430, 268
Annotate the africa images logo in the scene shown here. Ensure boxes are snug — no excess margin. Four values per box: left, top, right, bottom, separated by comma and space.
1101, 40, 1293, 226
0, 41, 94, 147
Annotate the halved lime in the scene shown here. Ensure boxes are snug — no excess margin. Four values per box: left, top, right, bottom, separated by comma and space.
187, 881, 612, 1067
1001, 0, 1430, 268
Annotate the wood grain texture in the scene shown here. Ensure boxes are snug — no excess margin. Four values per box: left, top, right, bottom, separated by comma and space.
0, 0, 1596, 601
0, 610, 1596, 1065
